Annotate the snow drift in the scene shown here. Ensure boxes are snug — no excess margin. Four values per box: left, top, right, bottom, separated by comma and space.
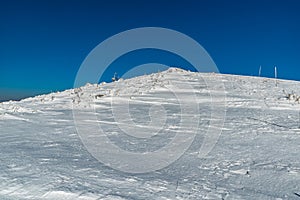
0, 68, 300, 199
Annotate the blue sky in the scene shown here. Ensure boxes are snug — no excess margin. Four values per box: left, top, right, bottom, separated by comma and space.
0, 0, 300, 101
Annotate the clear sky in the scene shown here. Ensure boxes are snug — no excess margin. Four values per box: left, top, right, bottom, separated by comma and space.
1, 0, 300, 101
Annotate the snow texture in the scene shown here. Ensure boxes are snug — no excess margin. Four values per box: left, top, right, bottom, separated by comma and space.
0, 68, 300, 199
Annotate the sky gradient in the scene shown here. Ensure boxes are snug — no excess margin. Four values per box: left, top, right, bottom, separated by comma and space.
1, 0, 300, 101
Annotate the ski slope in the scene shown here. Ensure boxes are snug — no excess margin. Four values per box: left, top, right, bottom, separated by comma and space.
0, 68, 300, 199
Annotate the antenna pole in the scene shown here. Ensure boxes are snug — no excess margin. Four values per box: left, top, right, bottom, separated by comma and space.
275, 66, 278, 87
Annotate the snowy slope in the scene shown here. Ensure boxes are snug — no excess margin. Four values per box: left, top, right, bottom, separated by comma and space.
0, 68, 300, 199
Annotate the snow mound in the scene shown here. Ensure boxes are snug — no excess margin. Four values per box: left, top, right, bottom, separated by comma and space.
1, 68, 300, 199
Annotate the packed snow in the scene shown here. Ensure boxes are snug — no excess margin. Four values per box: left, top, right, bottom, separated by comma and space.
0, 68, 300, 199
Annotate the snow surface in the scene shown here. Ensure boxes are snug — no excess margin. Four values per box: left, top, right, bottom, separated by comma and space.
1, 68, 300, 199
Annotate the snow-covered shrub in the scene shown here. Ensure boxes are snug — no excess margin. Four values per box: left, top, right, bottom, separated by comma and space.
112, 72, 119, 82
283, 90, 300, 103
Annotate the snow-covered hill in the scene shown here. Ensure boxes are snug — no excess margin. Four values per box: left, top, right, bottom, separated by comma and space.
0, 68, 300, 199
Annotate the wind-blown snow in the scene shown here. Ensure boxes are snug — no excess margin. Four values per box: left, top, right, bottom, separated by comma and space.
0, 68, 300, 199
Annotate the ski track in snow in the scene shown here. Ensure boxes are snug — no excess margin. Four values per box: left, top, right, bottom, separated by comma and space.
0, 68, 300, 199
